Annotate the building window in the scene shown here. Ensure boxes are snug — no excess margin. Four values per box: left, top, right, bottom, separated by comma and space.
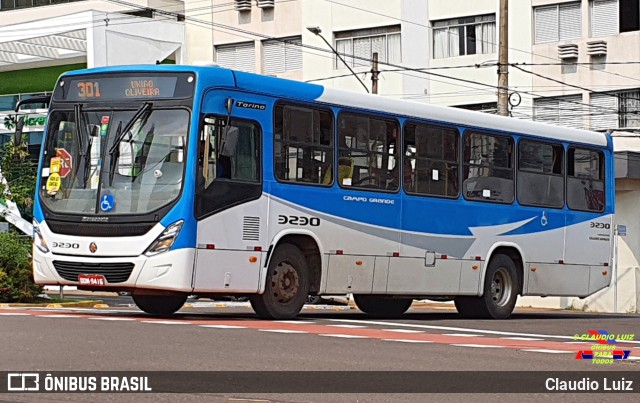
591, 0, 640, 36
590, 90, 640, 130
262, 37, 302, 75
432, 14, 496, 59
517, 140, 564, 208
567, 147, 605, 212
0, 0, 83, 12
619, 90, 640, 128
454, 102, 497, 114
274, 104, 333, 186
215, 42, 255, 73
534, 2, 582, 43
334, 26, 401, 68
533, 95, 584, 129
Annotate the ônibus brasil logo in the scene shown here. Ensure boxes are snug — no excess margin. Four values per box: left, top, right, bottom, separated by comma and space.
574, 330, 634, 365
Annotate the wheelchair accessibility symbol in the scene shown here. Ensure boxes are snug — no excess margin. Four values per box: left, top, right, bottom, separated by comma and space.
100, 194, 115, 212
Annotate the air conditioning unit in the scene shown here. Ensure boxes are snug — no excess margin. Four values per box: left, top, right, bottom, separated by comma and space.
234, 0, 251, 11
557, 44, 578, 60
586, 40, 607, 56
257, 0, 275, 8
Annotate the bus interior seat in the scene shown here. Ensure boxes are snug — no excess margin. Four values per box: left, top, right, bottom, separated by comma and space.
323, 157, 354, 185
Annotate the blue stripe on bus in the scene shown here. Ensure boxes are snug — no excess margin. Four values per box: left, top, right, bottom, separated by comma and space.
267, 182, 603, 237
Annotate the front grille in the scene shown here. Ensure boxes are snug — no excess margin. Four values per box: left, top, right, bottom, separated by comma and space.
47, 221, 154, 237
53, 261, 135, 283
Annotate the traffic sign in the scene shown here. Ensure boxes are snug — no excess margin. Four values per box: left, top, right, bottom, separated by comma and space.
55, 148, 73, 178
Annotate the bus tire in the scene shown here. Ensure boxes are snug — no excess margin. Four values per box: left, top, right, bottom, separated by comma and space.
132, 294, 187, 316
454, 254, 518, 319
250, 243, 309, 319
353, 295, 412, 318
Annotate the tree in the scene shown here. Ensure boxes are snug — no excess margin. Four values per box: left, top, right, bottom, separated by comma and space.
0, 132, 41, 302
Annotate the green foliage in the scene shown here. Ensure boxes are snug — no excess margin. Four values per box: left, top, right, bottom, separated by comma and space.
0, 232, 41, 302
0, 140, 37, 221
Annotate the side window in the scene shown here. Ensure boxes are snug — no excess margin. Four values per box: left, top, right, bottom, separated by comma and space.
517, 140, 564, 208
274, 104, 333, 185
338, 113, 399, 191
195, 116, 261, 219
567, 147, 605, 212
463, 132, 514, 203
404, 123, 459, 197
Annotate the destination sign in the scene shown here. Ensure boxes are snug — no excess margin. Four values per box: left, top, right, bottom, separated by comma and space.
54, 73, 195, 102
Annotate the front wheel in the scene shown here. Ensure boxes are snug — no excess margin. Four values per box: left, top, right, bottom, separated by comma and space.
132, 294, 187, 316
455, 254, 519, 319
250, 243, 309, 319
353, 295, 413, 318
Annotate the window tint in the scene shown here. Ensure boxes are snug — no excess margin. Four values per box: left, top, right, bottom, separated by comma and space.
274, 104, 333, 185
404, 123, 459, 197
338, 113, 399, 191
463, 132, 514, 203
517, 140, 564, 208
567, 147, 605, 212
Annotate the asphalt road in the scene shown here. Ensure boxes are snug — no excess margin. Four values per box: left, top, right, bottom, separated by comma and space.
1, 300, 639, 403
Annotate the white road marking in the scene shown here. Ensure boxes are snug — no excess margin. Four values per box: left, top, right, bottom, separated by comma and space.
0, 313, 31, 316
522, 349, 573, 354
327, 318, 640, 344
319, 334, 369, 339
564, 341, 590, 344
199, 325, 247, 329
451, 344, 504, 348
501, 337, 545, 341
258, 329, 308, 334
327, 324, 367, 328
38, 314, 77, 318
443, 333, 483, 337
383, 329, 424, 333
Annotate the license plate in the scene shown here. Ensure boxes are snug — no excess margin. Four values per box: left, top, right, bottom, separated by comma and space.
78, 274, 107, 286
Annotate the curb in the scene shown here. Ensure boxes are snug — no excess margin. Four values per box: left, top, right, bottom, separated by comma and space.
0, 300, 105, 308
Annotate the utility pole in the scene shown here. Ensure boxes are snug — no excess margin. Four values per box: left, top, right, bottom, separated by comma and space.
371, 52, 379, 94
497, 0, 509, 116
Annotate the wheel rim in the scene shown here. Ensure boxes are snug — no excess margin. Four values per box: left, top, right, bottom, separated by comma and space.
271, 261, 299, 303
490, 267, 512, 307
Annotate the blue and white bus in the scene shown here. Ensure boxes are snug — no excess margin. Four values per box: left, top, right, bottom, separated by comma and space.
32, 65, 614, 319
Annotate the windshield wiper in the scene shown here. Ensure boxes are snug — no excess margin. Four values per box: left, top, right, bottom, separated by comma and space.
107, 102, 153, 156
108, 121, 122, 186
73, 104, 86, 157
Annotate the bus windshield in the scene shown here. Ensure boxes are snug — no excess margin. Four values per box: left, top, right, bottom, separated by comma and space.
40, 107, 189, 216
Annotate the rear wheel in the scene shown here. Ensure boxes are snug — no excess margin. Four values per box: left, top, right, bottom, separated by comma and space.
353, 295, 412, 318
132, 294, 187, 316
250, 243, 309, 319
455, 254, 519, 319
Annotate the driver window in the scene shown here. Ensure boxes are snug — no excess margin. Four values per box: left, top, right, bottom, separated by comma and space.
198, 116, 260, 188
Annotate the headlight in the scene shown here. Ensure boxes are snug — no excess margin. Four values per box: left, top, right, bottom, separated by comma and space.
33, 223, 50, 254
144, 220, 184, 256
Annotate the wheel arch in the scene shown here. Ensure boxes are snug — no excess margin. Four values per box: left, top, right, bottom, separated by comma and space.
479, 243, 525, 296
259, 229, 324, 294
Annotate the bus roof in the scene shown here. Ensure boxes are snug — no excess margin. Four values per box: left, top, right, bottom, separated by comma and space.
59, 64, 608, 147
315, 88, 608, 147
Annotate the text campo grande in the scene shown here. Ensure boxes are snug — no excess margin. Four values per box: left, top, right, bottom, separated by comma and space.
23, 374, 151, 392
